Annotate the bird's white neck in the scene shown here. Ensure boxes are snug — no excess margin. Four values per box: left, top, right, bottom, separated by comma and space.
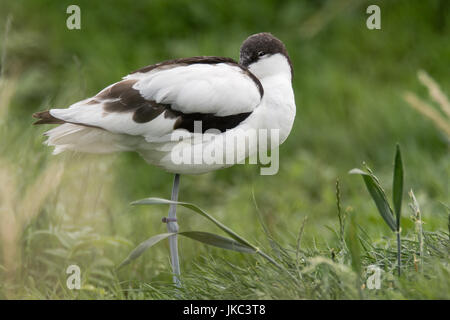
248, 53, 292, 82
249, 54, 296, 145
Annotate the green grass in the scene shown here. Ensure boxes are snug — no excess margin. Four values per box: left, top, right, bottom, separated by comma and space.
0, 0, 449, 299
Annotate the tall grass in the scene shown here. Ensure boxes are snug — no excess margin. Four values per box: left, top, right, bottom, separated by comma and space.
0, 66, 131, 299
403, 70, 450, 139
350, 145, 404, 276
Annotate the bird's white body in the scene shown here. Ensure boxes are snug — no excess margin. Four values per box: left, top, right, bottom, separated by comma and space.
40, 44, 295, 175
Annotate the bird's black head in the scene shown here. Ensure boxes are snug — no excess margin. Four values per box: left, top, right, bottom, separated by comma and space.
239, 32, 293, 77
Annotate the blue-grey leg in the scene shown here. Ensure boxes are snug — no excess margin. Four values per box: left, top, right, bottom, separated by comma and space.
166, 173, 181, 287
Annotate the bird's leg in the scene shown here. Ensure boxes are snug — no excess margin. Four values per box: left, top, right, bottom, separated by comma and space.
165, 173, 181, 287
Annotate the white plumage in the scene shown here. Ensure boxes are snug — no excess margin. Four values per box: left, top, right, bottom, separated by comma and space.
128, 63, 262, 116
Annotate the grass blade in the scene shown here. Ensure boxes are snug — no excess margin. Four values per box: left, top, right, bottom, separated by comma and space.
345, 214, 363, 298
118, 233, 173, 269
178, 231, 256, 253
346, 215, 361, 274
349, 169, 396, 231
393, 144, 404, 231
118, 230, 255, 269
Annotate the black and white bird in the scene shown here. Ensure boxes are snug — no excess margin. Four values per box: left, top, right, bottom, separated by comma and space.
33, 32, 296, 285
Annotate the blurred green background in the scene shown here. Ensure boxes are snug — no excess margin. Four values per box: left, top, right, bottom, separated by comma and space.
0, 0, 448, 299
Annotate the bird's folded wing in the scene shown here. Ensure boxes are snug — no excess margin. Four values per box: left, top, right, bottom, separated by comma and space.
47, 57, 263, 142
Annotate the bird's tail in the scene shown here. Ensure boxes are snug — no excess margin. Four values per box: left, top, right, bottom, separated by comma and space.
33, 111, 132, 155
32, 110, 65, 125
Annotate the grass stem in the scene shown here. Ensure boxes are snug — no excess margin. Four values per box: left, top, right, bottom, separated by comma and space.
396, 231, 401, 276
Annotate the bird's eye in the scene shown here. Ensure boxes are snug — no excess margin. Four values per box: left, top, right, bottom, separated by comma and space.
257, 51, 265, 57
